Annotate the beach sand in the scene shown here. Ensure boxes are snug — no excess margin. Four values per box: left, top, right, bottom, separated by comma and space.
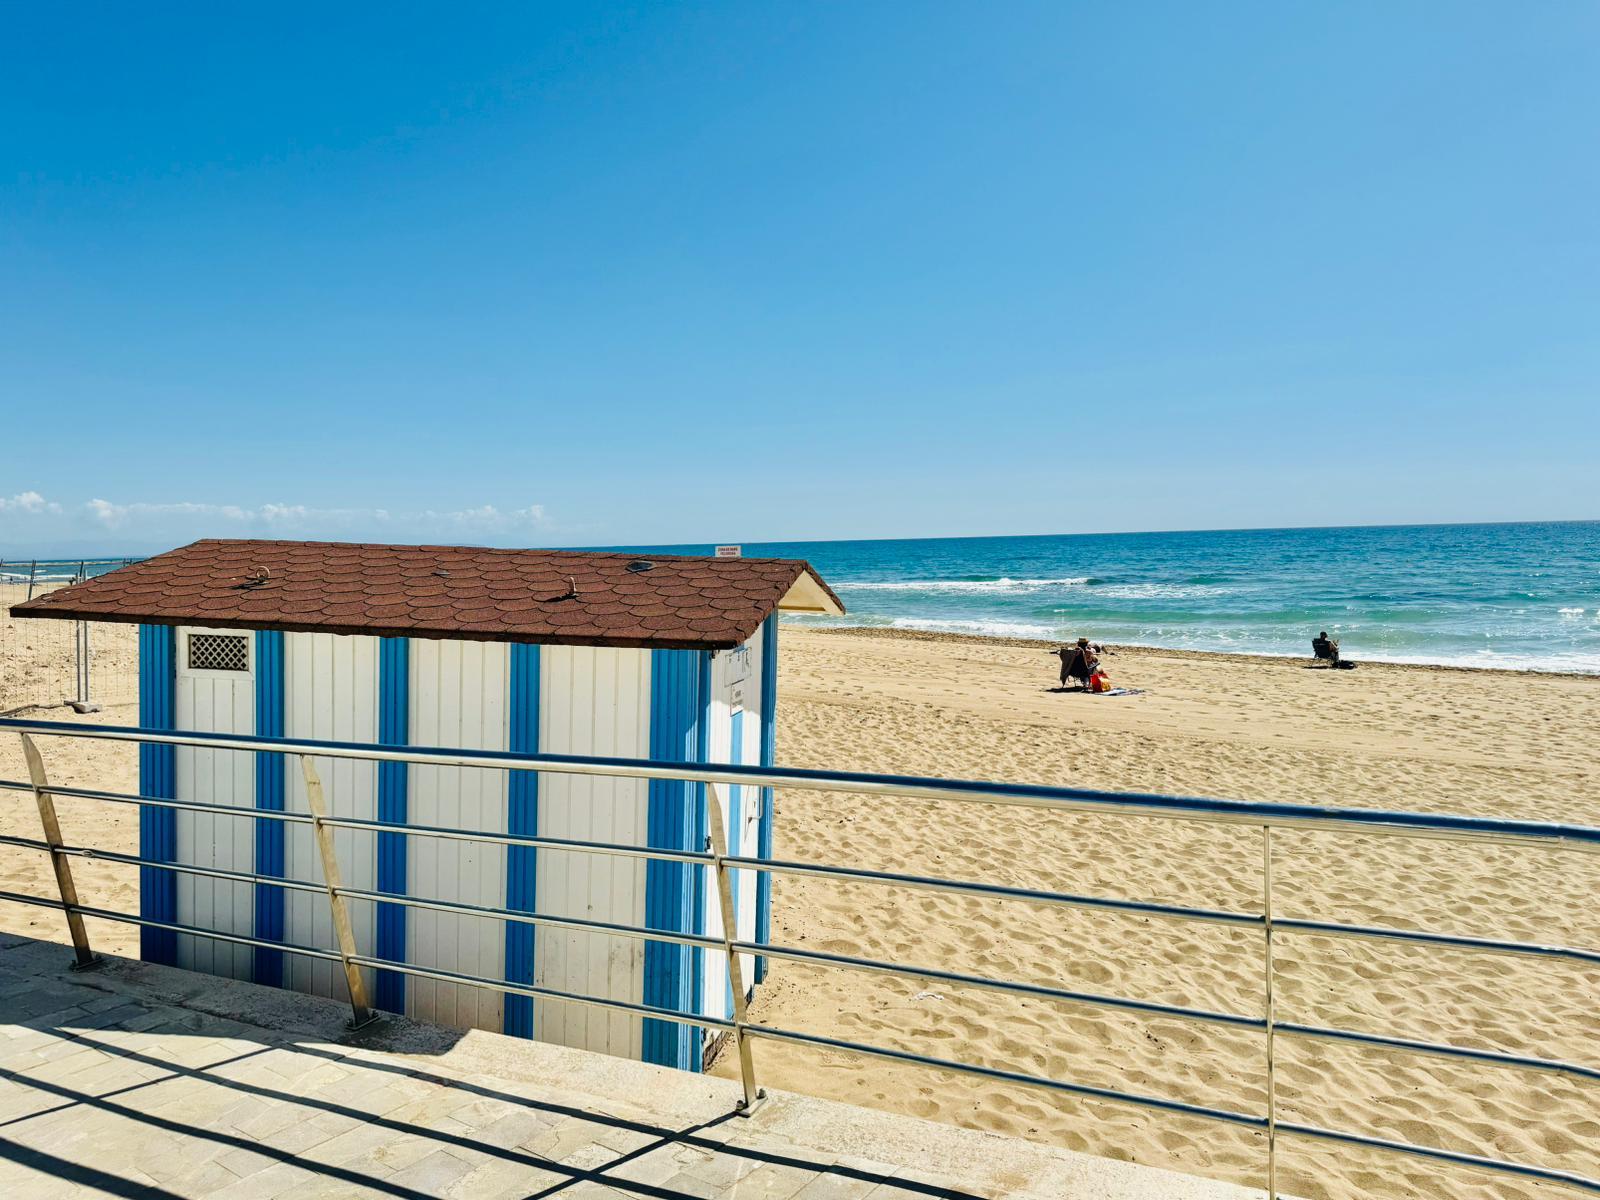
1, 616, 1596, 1198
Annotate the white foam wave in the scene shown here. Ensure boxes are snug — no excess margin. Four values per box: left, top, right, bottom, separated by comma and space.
1558, 606, 1585, 617
837, 577, 1095, 593
887, 616, 1064, 639
1090, 583, 1235, 600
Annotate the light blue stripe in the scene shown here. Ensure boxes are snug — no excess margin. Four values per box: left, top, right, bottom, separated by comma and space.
691, 650, 711, 1032
643, 648, 707, 1070
252, 630, 286, 987
755, 615, 778, 983
727, 705, 745, 1012
375, 637, 409, 1013
138, 624, 177, 966
503, 643, 540, 1039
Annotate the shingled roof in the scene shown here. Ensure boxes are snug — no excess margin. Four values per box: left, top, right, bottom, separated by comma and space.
9, 539, 844, 651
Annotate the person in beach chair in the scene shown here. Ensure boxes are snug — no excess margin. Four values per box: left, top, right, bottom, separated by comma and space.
1312, 631, 1354, 669
1053, 638, 1100, 690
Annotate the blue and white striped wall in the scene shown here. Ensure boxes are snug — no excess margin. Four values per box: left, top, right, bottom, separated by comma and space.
139, 622, 775, 1072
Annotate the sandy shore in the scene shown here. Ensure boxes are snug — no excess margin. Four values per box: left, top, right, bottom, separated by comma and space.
2, 619, 1596, 1198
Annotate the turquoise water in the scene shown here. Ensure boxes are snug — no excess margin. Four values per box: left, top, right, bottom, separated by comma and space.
11, 526, 1598, 672
629, 523, 1600, 673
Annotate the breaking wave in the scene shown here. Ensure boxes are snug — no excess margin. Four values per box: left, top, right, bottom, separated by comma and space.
836, 577, 1099, 593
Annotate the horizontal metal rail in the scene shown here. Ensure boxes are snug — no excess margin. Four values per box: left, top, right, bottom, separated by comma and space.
0, 778, 714, 868
736, 937, 1265, 1031
1277, 1022, 1600, 1084
4, 829, 1590, 1083
7, 779, 1597, 972
1280, 1118, 1600, 1195
1273, 916, 1600, 968
746, 1023, 1269, 1129
0, 889, 729, 1033
727, 853, 1600, 969
3, 884, 1592, 1193
5, 718, 1598, 853
3, 716, 1597, 1196
0, 834, 723, 953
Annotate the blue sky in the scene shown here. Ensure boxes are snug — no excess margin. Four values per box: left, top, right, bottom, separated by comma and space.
2, 2, 1597, 555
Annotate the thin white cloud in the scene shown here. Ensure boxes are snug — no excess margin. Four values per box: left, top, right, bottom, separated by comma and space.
0, 491, 62, 514
0, 491, 551, 556
81, 497, 550, 534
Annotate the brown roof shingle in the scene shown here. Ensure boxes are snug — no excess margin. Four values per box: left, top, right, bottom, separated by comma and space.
10, 539, 844, 651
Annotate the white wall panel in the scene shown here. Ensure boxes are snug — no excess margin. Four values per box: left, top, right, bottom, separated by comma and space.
408, 638, 509, 1032
734, 625, 765, 980
173, 626, 255, 981
534, 645, 652, 1057
283, 633, 379, 1001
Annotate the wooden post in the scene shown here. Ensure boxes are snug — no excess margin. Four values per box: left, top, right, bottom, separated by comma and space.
20, 734, 99, 970
298, 755, 378, 1028
706, 780, 764, 1113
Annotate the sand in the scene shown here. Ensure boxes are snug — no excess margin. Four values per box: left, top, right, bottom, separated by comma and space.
1, 613, 1595, 1199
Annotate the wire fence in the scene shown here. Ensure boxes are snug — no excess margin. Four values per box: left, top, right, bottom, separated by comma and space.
1, 717, 1596, 1199
0, 560, 140, 715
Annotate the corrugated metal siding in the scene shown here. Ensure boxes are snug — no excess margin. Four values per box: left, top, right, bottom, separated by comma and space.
408, 638, 509, 1032
534, 644, 651, 1057
643, 648, 708, 1070
283, 632, 380, 1002
173, 626, 256, 981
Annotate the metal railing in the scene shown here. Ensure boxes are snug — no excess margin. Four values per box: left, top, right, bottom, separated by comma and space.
0, 716, 1596, 1197
1, 560, 140, 714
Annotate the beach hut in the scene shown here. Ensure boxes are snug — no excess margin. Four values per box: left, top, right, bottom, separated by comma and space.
11, 538, 843, 1070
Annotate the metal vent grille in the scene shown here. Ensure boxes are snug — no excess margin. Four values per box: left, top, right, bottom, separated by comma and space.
188, 633, 249, 672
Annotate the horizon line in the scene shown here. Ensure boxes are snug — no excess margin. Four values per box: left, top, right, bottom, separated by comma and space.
4, 515, 1596, 563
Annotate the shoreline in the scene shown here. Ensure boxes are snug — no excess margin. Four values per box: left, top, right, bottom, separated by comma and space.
789, 621, 1600, 680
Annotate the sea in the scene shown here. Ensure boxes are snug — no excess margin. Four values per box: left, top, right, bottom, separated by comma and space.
7, 523, 1597, 674
627, 522, 1600, 674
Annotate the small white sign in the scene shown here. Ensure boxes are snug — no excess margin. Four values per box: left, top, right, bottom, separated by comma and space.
715, 545, 742, 558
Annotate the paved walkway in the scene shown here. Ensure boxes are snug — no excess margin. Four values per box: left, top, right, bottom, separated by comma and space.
0, 933, 1260, 1199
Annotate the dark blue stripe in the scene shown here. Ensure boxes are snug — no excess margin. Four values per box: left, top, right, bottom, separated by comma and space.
252, 630, 286, 987
503, 643, 541, 1039
137, 624, 177, 965
643, 648, 708, 1070
755, 615, 778, 983
375, 637, 410, 1013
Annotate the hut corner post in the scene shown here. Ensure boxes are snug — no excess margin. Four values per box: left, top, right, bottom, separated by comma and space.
19, 734, 100, 971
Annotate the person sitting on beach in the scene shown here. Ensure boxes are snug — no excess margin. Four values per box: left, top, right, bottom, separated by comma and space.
1312, 631, 1340, 666
1053, 637, 1099, 689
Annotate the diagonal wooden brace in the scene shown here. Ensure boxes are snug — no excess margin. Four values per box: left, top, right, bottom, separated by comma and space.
298, 755, 379, 1029
707, 780, 764, 1115
20, 734, 99, 970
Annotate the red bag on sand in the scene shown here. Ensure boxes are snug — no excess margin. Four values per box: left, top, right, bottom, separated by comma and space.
1089, 672, 1112, 693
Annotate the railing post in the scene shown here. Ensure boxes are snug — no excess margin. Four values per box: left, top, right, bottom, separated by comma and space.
706, 780, 763, 1114
19, 734, 99, 970
69, 621, 100, 714
1263, 824, 1278, 1199
298, 755, 378, 1028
